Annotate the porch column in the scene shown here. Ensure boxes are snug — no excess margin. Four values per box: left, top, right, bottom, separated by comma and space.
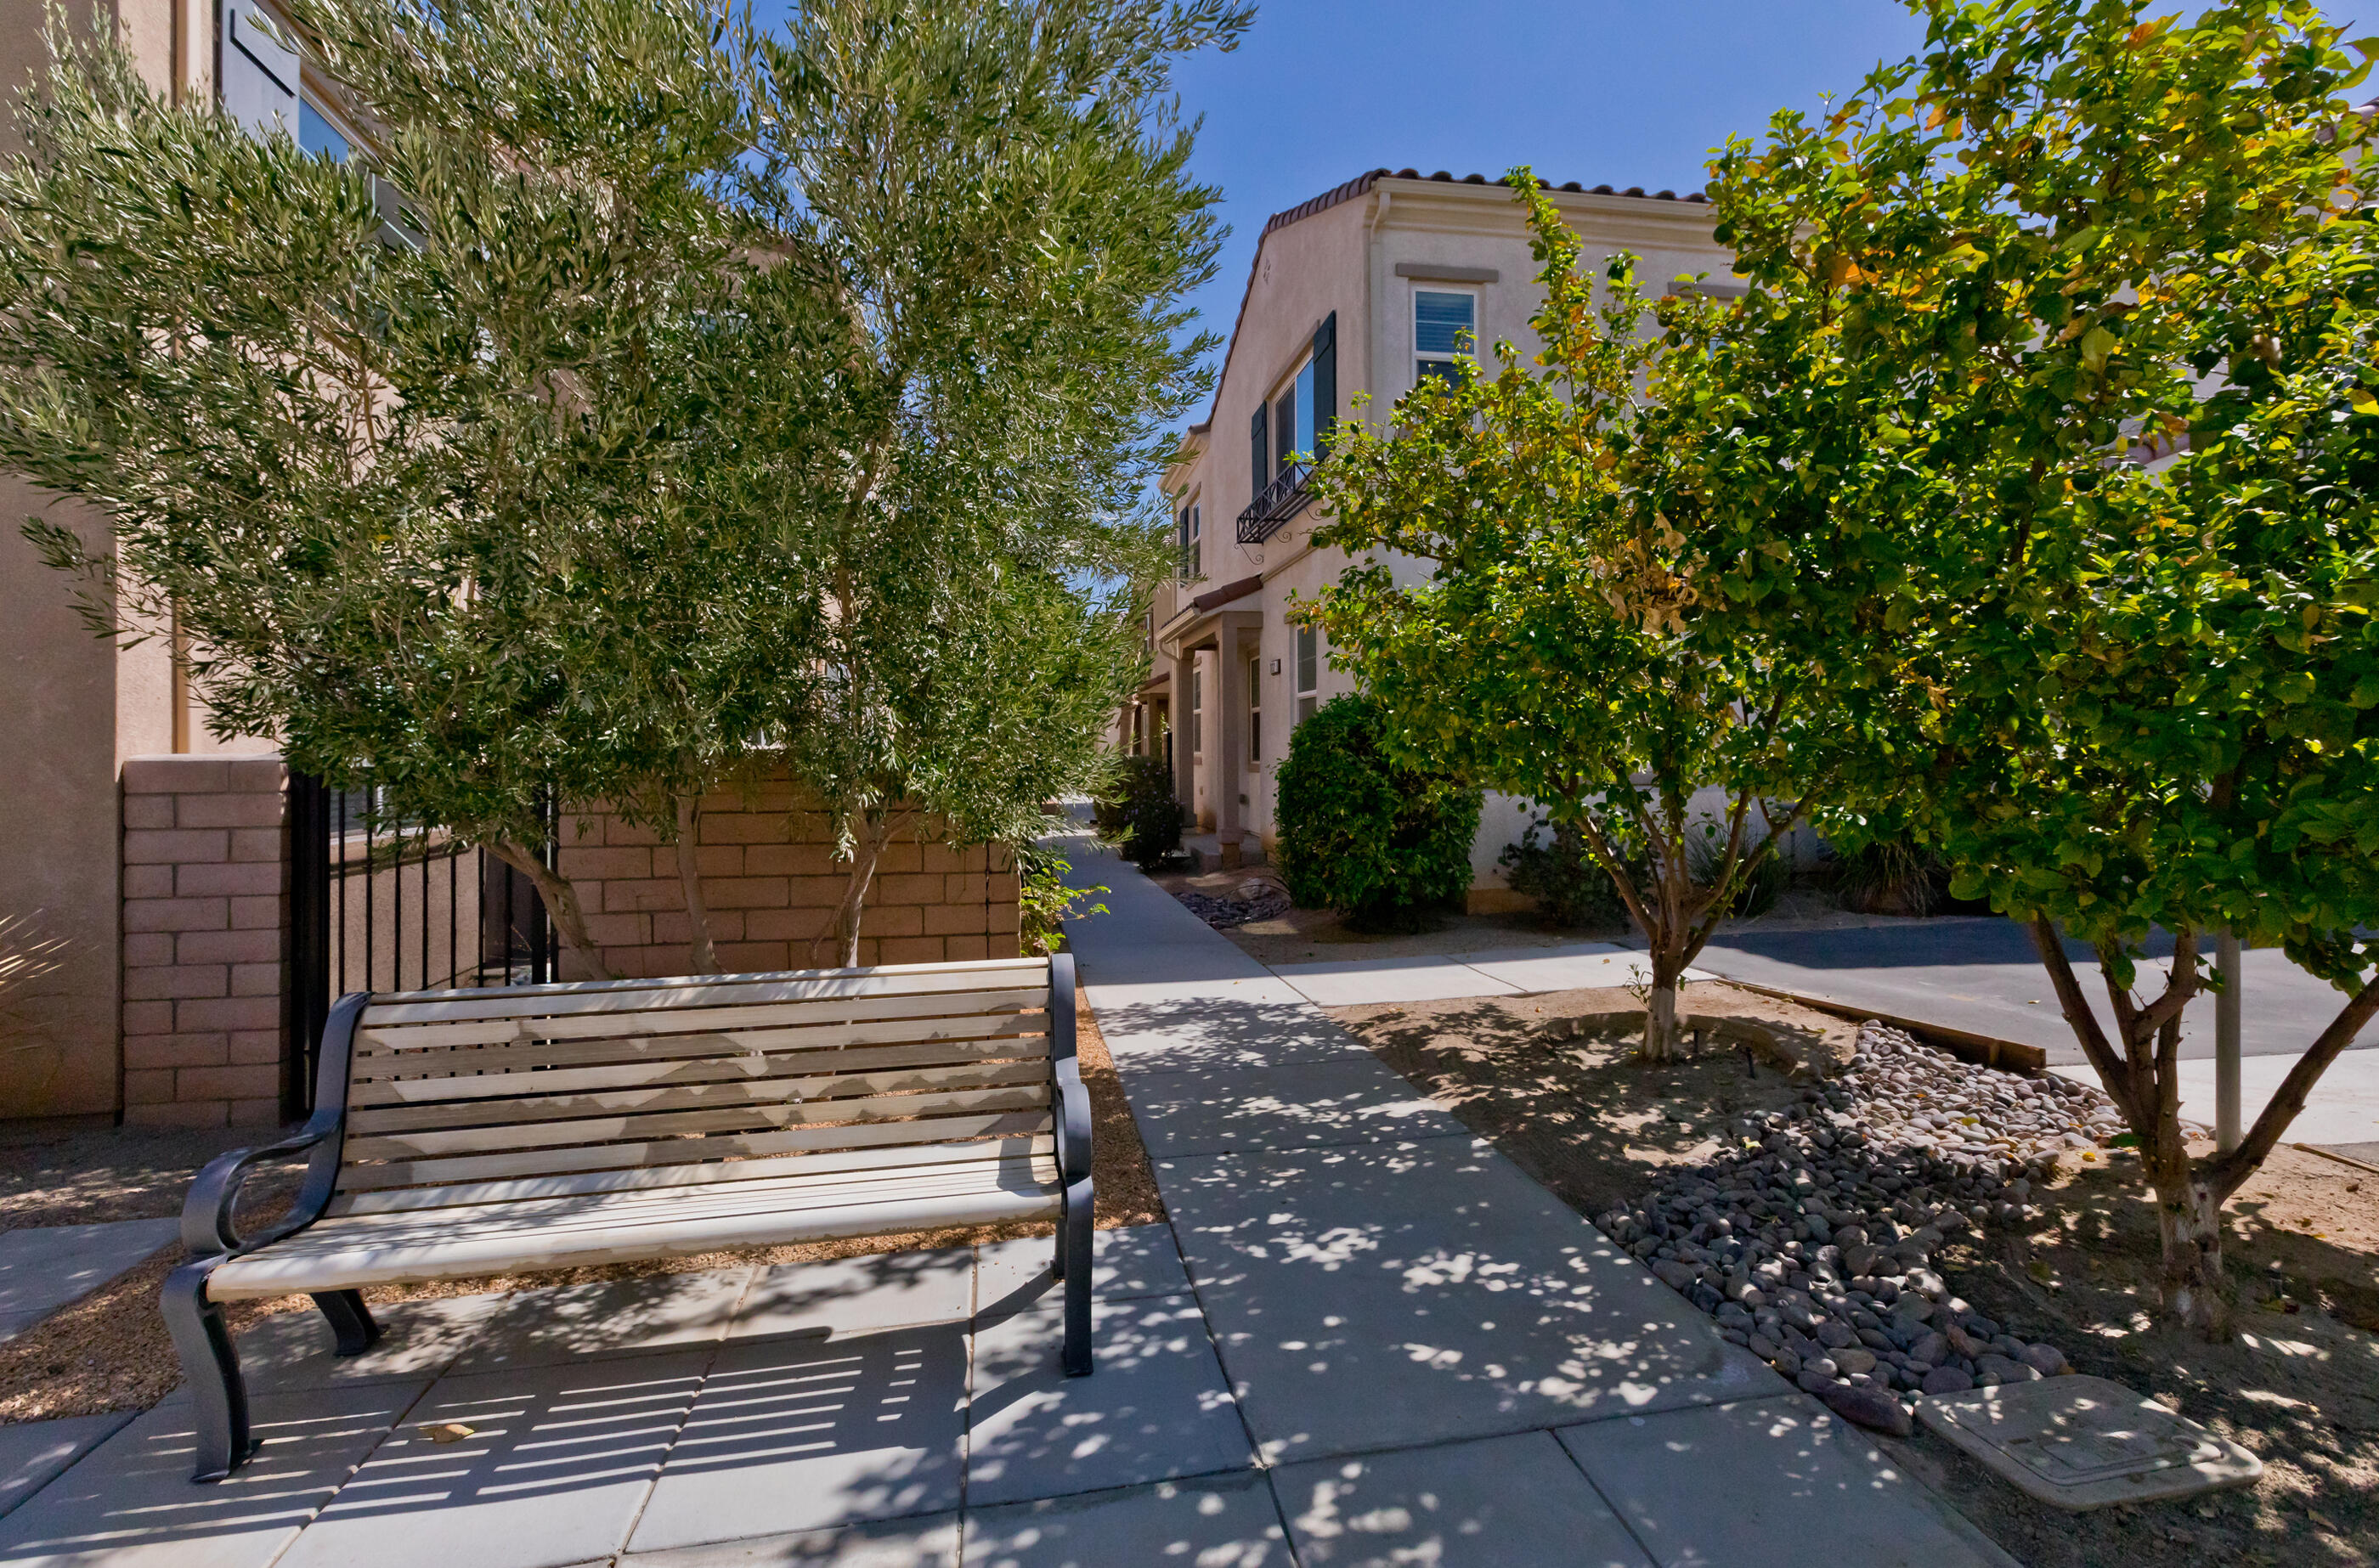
1169, 648, 1198, 814
1216, 620, 1252, 844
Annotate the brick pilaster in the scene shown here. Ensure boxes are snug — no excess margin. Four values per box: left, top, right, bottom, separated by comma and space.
121, 755, 287, 1126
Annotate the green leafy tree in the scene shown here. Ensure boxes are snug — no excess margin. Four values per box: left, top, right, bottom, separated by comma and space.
0, 0, 833, 978
1709, 0, 2379, 1332
1310, 178, 1865, 1056
743, 0, 1243, 962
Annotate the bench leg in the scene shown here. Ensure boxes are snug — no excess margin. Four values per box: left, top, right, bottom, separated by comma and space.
161, 1261, 258, 1483
312, 1290, 380, 1357
1060, 1181, 1093, 1378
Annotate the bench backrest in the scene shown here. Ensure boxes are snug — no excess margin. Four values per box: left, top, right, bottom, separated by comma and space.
328, 957, 1060, 1200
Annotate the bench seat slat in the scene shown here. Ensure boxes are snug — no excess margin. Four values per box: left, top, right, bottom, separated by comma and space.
207, 1150, 1060, 1299
314, 1153, 1052, 1238
336, 1109, 1056, 1190
357, 986, 1048, 1053
350, 1032, 1042, 1106
326, 1135, 1057, 1215
349, 1017, 1043, 1097
340, 1084, 1052, 1162
358, 961, 1049, 1029
345, 1058, 1054, 1135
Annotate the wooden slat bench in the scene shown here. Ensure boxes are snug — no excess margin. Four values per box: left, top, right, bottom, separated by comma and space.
162, 955, 1091, 1481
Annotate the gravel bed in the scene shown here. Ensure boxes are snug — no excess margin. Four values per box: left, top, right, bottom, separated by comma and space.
1173, 885, 1291, 929
1594, 1022, 2201, 1437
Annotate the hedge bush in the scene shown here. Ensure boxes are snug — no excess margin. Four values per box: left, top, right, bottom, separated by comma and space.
1094, 753, 1186, 871
1275, 695, 1480, 932
1498, 816, 1632, 929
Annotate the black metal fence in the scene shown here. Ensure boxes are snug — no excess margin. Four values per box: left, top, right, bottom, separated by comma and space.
285, 773, 557, 1114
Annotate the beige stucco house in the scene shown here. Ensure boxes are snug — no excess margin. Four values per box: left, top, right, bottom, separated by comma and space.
0, 0, 367, 1120
1129, 167, 1737, 901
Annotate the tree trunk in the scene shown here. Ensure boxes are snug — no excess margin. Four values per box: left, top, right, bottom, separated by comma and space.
2154, 1166, 2231, 1338
674, 793, 719, 975
811, 811, 894, 969
1641, 949, 1685, 1063
488, 837, 614, 982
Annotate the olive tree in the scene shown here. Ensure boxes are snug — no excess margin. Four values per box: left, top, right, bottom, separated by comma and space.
743, 0, 1240, 959
0, 0, 830, 978
1709, 0, 2379, 1333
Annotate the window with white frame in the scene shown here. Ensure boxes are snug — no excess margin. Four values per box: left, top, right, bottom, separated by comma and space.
1273, 354, 1318, 472
1246, 655, 1262, 766
1295, 624, 1320, 724
1414, 287, 1478, 387
1190, 664, 1203, 755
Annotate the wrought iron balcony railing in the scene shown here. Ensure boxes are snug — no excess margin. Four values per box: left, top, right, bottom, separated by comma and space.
1236, 461, 1314, 544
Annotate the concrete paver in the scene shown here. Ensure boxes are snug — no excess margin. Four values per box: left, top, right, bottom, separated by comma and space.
624, 1514, 959, 1567
961, 1474, 1289, 1568
964, 1293, 1250, 1507
1119, 1057, 1468, 1159
1087, 995, 1375, 1075
1271, 1430, 1654, 1568
450, 1271, 752, 1374
236, 1294, 508, 1392
0, 1382, 425, 1568
0, 1415, 135, 1522
729, 1249, 973, 1341
1557, 1398, 2020, 1568
285, 1352, 709, 1568
628, 1328, 968, 1552
973, 1227, 1187, 1321
1157, 1137, 1781, 1464
1457, 945, 1712, 996
1267, 954, 1525, 1007
0, 1221, 179, 1342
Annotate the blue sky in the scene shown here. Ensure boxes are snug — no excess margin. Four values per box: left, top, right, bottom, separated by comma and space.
1167, 1, 2379, 364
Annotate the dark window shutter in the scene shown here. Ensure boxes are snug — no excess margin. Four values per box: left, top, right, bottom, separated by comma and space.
221, 0, 299, 138
1250, 403, 1269, 501
1311, 312, 1337, 460
1274, 392, 1295, 475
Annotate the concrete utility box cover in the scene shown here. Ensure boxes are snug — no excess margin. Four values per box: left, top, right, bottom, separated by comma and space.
1916, 1374, 2262, 1509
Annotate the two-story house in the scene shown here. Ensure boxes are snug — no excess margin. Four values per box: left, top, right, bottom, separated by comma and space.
1125, 167, 1737, 900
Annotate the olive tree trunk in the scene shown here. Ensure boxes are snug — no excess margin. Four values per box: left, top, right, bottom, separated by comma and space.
488, 837, 614, 981
674, 793, 720, 975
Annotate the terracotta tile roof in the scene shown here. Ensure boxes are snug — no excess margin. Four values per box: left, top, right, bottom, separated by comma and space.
1257, 167, 1708, 241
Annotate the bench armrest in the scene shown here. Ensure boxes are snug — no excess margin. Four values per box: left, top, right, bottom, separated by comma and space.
1047, 954, 1090, 1187
1052, 1055, 1093, 1188
179, 991, 369, 1259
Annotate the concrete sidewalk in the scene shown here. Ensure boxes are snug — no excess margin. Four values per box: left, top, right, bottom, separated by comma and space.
1062, 831, 2019, 1568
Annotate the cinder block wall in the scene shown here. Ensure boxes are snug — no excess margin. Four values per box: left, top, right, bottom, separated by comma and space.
560, 778, 1020, 979
120, 755, 288, 1126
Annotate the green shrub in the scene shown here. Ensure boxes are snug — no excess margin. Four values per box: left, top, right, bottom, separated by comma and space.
1685, 828, 1794, 919
1015, 840, 1107, 956
1499, 817, 1632, 928
1275, 696, 1481, 932
1094, 753, 1185, 871
1827, 833, 1947, 916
